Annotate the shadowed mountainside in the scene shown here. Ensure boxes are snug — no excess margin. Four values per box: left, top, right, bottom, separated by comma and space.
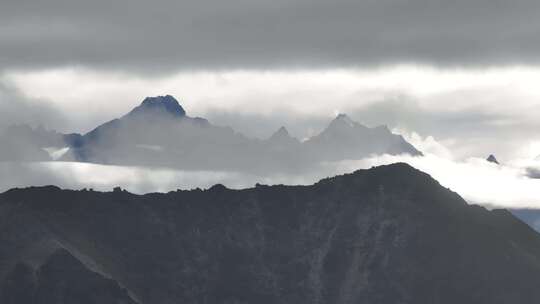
1, 163, 540, 303
2, 248, 137, 304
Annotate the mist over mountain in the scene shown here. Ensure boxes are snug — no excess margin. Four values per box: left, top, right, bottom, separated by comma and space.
1, 163, 540, 304
303, 114, 419, 161
0, 124, 81, 162
0, 95, 421, 173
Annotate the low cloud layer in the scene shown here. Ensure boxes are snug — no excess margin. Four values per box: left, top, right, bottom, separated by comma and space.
2, 153, 540, 209
2, 0, 540, 71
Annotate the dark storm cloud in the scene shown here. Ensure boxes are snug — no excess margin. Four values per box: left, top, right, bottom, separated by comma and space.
1, 0, 540, 71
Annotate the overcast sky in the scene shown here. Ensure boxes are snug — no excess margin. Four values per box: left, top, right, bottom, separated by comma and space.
2, 0, 540, 161
2, 0, 540, 70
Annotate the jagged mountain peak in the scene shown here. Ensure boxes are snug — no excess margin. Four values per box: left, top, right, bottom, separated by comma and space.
128, 95, 186, 118
324, 113, 367, 133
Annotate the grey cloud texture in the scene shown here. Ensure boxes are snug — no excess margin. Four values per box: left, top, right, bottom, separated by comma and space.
2, 0, 540, 72
0, 82, 67, 130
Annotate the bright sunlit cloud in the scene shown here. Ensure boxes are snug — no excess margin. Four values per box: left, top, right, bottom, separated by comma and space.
339, 155, 540, 209
5, 65, 540, 117
3, 65, 540, 160
2, 154, 540, 209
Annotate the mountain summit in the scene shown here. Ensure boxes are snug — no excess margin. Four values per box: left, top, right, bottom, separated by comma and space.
127, 95, 186, 118
326, 113, 361, 131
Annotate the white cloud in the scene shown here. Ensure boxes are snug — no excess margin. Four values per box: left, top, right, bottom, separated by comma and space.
3, 68, 378, 121
330, 155, 540, 209
2, 155, 540, 209
7, 65, 540, 117
4, 65, 540, 159
393, 128, 454, 159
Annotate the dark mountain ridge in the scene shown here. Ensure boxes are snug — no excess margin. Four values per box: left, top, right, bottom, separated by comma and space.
1, 163, 540, 303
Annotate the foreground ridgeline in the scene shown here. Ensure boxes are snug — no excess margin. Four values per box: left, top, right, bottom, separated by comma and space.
0, 95, 421, 172
1, 163, 540, 304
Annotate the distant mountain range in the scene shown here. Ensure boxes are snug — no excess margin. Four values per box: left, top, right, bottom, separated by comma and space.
2, 163, 540, 303
0, 95, 422, 172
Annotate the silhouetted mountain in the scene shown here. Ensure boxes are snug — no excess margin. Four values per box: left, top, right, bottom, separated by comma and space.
1, 163, 540, 303
486, 154, 499, 164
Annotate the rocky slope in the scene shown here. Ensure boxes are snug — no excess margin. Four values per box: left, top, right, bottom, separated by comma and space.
2, 249, 137, 304
1, 163, 539, 303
